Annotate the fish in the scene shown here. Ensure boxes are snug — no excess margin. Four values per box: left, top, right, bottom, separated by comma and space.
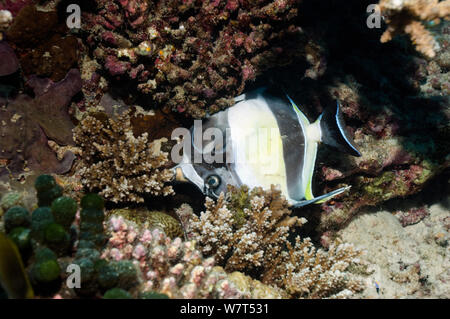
0, 232, 34, 299
173, 87, 361, 207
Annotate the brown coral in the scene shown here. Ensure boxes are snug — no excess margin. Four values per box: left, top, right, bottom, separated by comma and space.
176, 185, 367, 298
73, 108, 174, 203
0, 69, 81, 179
379, 0, 450, 58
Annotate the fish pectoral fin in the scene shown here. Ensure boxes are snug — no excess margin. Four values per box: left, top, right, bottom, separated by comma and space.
291, 186, 351, 208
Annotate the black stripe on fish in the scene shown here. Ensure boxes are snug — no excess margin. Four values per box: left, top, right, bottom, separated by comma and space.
262, 90, 306, 201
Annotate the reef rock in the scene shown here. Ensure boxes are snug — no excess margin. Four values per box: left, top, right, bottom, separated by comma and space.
0, 69, 81, 179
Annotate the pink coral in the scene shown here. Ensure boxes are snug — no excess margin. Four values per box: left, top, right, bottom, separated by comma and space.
102, 216, 245, 298
394, 206, 430, 227
82, 0, 303, 117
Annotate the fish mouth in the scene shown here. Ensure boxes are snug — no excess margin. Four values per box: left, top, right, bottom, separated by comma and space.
174, 167, 188, 182
172, 163, 205, 194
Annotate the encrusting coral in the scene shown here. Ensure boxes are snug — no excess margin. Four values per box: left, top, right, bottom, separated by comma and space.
107, 207, 184, 239
82, 0, 304, 117
73, 108, 174, 203
0, 69, 81, 179
176, 185, 368, 298
379, 0, 450, 58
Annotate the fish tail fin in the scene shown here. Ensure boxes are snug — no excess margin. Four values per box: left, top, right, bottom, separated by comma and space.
291, 186, 351, 208
0, 233, 34, 299
319, 101, 361, 157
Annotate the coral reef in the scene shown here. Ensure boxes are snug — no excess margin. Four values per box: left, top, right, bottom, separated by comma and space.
379, 0, 450, 58
107, 207, 183, 239
73, 108, 174, 203
0, 10, 12, 40
0, 69, 81, 179
0, 41, 19, 76
5, 5, 79, 81
0, 10, 12, 35
81, 0, 304, 117
102, 215, 246, 298
273, 17, 450, 232
393, 206, 430, 226
176, 185, 367, 298
0, 0, 33, 17
1, 175, 76, 291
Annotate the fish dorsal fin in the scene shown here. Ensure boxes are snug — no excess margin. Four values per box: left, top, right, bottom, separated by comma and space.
319, 101, 361, 157
285, 94, 310, 127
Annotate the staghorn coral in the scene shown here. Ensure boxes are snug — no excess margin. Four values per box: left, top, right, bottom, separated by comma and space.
176, 185, 367, 298
379, 0, 450, 58
101, 215, 245, 298
278, 237, 366, 298
178, 185, 304, 273
82, 0, 304, 117
73, 108, 174, 203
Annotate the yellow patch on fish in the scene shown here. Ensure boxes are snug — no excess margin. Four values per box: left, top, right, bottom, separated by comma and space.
228, 99, 288, 196
0, 233, 34, 299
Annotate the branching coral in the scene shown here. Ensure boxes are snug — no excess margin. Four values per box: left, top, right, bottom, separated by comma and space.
101, 215, 245, 298
82, 0, 304, 117
73, 109, 174, 203
176, 185, 367, 298
279, 238, 366, 298
379, 0, 450, 58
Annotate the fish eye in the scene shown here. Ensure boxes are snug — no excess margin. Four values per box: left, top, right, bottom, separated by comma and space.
205, 175, 221, 189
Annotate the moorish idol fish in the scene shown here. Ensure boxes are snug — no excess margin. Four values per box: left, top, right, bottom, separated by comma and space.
173, 87, 361, 208
0, 232, 34, 299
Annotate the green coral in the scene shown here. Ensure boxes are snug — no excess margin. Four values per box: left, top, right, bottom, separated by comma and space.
79, 194, 106, 248
81, 193, 105, 210
44, 223, 70, 254
4, 206, 30, 233
0, 174, 142, 298
139, 291, 170, 299
30, 248, 61, 284
0, 192, 24, 217
8, 227, 31, 251
31, 207, 55, 242
51, 196, 77, 230
103, 288, 132, 299
226, 185, 251, 228
110, 260, 138, 290
35, 175, 63, 207
97, 263, 119, 290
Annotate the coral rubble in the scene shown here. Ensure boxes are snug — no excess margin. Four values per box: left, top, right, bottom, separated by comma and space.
339, 201, 450, 298
73, 109, 174, 203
